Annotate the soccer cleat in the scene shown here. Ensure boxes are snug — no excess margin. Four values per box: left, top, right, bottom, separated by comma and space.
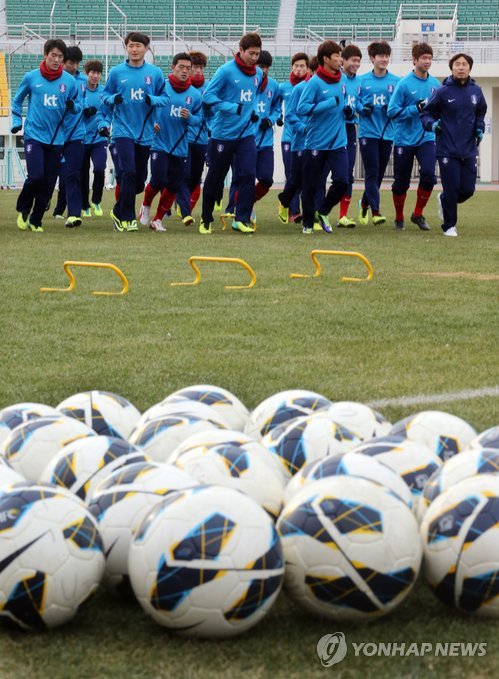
372, 214, 386, 226
126, 220, 139, 232
437, 192, 444, 221
443, 226, 458, 237
138, 204, 150, 226
150, 219, 166, 232
27, 222, 44, 232
219, 211, 235, 230
214, 200, 222, 212
289, 212, 302, 224
316, 212, 333, 233
278, 202, 289, 224
17, 212, 29, 231
313, 221, 322, 232
337, 216, 356, 228
110, 209, 124, 232
302, 226, 313, 235
53, 212, 64, 220
176, 204, 182, 218
92, 203, 103, 217
199, 221, 212, 235
182, 215, 195, 226
65, 216, 82, 228
232, 220, 254, 234
394, 220, 405, 231
81, 208, 92, 218
410, 213, 430, 231
250, 209, 257, 229
358, 199, 369, 225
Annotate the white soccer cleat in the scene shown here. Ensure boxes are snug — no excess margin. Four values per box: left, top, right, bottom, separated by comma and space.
138, 204, 150, 226
443, 226, 458, 237
150, 219, 166, 232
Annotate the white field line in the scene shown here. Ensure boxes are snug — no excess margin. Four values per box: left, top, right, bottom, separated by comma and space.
368, 386, 499, 409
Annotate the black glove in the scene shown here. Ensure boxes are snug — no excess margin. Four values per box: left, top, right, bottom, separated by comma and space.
343, 105, 354, 119
11, 125, 22, 134
416, 99, 426, 113
114, 94, 123, 105
83, 106, 97, 118
65, 98, 75, 111
236, 103, 243, 115
332, 96, 340, 106
362, 103, 373, 118
276, 117, 284, 127
250, 111, 259, 123
145, 94, 152, 106
98, 127, 111, 138
259, 118, 272, 131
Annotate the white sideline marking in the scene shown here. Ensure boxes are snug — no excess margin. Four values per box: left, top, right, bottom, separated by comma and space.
368, 386, 499, 409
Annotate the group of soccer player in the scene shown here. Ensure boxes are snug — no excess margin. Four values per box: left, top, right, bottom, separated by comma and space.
12, 30, 487, 237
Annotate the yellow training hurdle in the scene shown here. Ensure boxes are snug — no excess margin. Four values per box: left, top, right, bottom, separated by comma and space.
290, 249, 374, 283
40, 261, 129, 296
171, 256, 257, 290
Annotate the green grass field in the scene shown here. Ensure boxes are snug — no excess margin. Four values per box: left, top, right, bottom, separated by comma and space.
0, 187, 498, 678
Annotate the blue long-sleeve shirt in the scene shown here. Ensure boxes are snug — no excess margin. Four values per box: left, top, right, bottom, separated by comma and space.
202, 59, 262, 140
254, 75, 282, 150
83, 84, 111, 145
152, 81, 202, 157
357, 70, 401, 140
279, 80, 294, 144
102, 60, 169, 146
387, 70, 440, 146
11, 68, 81, 146
420, 75, 487, 159
63, 71, 87, 143
187, 78, 210, 146
285, 80, 307, 152
343, 71, 360, 126
296, 73, 348, 151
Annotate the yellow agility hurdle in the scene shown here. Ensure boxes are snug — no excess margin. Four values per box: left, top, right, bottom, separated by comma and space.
171, 256, 257, 290
40, 261, 129, 296
290, 249, 374, 283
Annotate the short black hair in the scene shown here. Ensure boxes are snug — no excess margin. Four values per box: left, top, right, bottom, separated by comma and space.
412, 43, 433, 60
257, 50, 272, 67
172, 52, 192, 66
84, 60, 103, 74
239, 32, 262, 51
43, 39, 67, 58
125, 32, 150, 47
189, 51, 207, 67
449, 52, 473, 70
367, 41, 392, 58
65, 45, 83, 63
317, 40, 342, 66
292, 52, 309, 66
342, 44, 362, 60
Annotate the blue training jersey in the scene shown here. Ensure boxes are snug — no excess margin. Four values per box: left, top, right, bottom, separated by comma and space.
83, 83, 111, 145
187, 78, 210, 146
343, 71, 360, 126
296, 72, 348, 151
152, 80, 202, 157
279, 80, 295, 144
11, 68, 81, 146
357, 70, 401, 140
387, 70, 440, 146
202, 59, 262, 140
254, 75, 282, 150
63, 71, 87, 143
285, 80, 307, 152
102, 60, 169, 146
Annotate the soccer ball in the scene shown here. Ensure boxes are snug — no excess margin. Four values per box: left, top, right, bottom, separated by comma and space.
161, 384, 250, 431
467, 426, 499, 451
172, 443, 284, 519
129, 414, 226, 463
389, 410, 477, 462
245, 389, 333, 441
57, 390, 141, 440
421, 474, 499, 616
261, 414, 361, 480
128, 485, 284, 637
353, 436, 442, 510
322, 401, 392, 440
88, 462, 198, 594
0, 464, 25, 488
0, 484, 104, 629
418, 448, 499, 523
0, 402, 60, 446
134, 400, 230, 431
1, 416, 96, 482
39, 436, 149, 502
283, 451, 413, 509
277, 477, 422, 621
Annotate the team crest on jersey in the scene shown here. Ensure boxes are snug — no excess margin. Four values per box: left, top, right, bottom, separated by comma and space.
144, 75, 152, 85
185, 96, 192, 105
267, 90, 273, 99
254, 76, 259, 87
471, 94, 478, 105
388, 84, 395, 93
217, 144, 224, 153
59, 83, 66, 93
342, 84, 346, 95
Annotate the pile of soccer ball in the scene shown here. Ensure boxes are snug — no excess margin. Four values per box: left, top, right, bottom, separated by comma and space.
0, 387, 497, 637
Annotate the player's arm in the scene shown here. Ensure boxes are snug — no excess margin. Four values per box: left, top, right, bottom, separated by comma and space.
147, 74, 169, 107
203, 68, 238, 114
268, 86, 283, 125
11, 73, 31, 130
101, 70, 120, 107
419, 89, 442, 131
187, 95, 203, 127
387, 82, 413, 120
296, 79, 318, 117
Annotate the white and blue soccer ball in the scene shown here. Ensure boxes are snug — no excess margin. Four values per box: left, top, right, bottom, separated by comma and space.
128, 485, 284, 637
57, 390, 141, 440
39, 436, 148, 502
389, 410, 477, 462
467, 426, 499, 452
277, 477, 422, 621
421, 474, 499, 617
135, 400, 230, 431
161, 384, 250, 431
0, 402, 60, 446
0, 484, 104, 629
321, 401, 392, 440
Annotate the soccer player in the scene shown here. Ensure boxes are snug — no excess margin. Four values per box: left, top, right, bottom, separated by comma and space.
337, 44, 362, 228
81, 60, 110, 218
296, 40, 349, 235
420, 53, 487, 237
11, 39, 80, 232
387, 43, 440, 231
357, 41, 400, 225
200, 32, 262, 235
279, 52, 309, 222
101, 32, 169, 232
138, 53, 201, 232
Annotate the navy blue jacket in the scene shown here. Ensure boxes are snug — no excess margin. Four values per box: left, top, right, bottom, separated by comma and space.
420, 76, 487, 159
